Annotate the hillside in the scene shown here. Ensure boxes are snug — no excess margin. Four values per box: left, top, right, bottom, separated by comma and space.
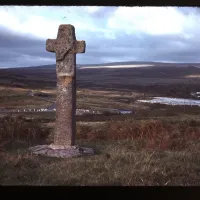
0, 62, 200, 98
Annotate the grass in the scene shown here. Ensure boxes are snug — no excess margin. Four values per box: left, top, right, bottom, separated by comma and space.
0, 86, 55, 110
1, 75, 200, 185
1, 85, 200, 185
1, 115, 200, 185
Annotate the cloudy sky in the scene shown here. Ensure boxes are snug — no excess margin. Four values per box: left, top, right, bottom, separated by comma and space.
0, 6, 200, 68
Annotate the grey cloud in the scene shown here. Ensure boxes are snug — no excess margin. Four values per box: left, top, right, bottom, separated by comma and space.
83, 29, 200, 64
90, 7, 118, 19
0, 49, 20, 62
1, 9, 200, 68
0, 25, 55, 67
0, 25, 43, 48
178, 7, 200, 16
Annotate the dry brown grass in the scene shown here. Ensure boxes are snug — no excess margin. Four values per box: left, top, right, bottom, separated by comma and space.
2, 62, 200, 185
0, 115, 50, 148
1, 116, 200, 185
77, 119, 200, 151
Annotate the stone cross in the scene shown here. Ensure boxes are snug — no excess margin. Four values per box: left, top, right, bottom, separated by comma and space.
29, 25, 93, 157
46, 24, 86, 147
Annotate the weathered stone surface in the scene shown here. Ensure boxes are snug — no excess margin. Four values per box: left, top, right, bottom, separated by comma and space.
29, 24, 94, 159
46, 24, 85, 62
29, 145, 94, 158
47, 24, 85, 147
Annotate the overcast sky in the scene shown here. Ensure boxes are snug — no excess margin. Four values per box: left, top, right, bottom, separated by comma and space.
1, 6, 200, 68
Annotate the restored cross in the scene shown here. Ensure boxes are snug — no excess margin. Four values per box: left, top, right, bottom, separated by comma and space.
46, 24, 86, 147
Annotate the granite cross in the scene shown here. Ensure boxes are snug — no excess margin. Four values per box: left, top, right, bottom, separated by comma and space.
46, 24, 86, 147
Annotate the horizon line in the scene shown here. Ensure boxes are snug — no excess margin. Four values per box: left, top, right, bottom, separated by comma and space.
1, 60, 200, 69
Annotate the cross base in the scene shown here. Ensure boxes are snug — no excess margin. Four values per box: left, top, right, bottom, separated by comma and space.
29, 144, 95, 158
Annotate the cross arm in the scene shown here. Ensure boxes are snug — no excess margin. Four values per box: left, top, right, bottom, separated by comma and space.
46, 39, 57, 53
75, 40, 86, 54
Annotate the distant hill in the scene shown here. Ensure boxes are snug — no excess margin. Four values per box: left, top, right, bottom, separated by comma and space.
1, 61, 200, 70
22, 61, 200, 69
1, 60, 200, 94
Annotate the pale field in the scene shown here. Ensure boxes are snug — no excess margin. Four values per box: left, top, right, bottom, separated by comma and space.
185, 75, 200, 78
80, 64, 155, 69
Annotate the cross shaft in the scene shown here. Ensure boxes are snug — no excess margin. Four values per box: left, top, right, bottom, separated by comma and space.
46, 24, 86, 146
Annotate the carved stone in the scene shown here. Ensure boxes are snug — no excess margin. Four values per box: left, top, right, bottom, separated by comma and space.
29, 24, 94, 158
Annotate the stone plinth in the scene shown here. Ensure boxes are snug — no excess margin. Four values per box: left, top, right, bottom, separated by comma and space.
29, 144, 94, 158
